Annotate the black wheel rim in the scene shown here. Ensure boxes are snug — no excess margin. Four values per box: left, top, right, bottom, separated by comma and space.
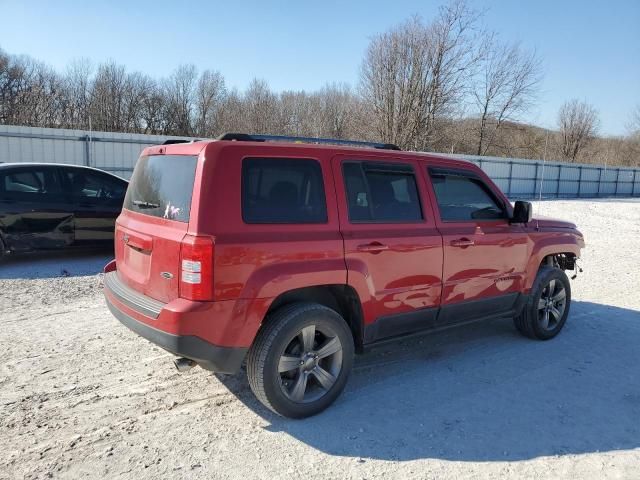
277, 324, 343, 403
537, 278, 567, 331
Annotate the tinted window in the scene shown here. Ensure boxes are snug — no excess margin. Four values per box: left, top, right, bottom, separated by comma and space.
63, 169, 126, 202
124, 155, 198, 222
343, 162, 422, 222
242, 158, 327, 224
1, 168, 63, 200
429, 169, 505, 221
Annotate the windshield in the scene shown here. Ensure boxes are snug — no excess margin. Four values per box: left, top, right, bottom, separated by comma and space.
123, 155, 198, 222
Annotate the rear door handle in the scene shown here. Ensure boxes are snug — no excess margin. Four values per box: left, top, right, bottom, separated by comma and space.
357, 242, 389, 253
451, 238, 475, 247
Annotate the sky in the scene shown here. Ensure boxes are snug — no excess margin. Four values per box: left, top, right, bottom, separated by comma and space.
1, 0, 639, 136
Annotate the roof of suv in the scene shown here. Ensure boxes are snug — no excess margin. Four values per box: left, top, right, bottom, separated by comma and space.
143, 134, 475, 169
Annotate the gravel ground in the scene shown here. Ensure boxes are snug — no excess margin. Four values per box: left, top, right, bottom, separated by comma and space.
1, 199, 639, 480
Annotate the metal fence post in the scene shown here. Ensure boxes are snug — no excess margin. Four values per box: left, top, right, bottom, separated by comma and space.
556, 164, 562, 198
597, 167, 602, 197
614, 168, 619, 196
83, 135, 90, 167
533, 163, 539, 198
507, 161, 513, 197
577, 166, 583, 197
633, 169, 637, 196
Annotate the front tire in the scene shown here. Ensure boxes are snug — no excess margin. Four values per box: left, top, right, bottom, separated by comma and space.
247, 303, 354, 418
514, 266, 572, 340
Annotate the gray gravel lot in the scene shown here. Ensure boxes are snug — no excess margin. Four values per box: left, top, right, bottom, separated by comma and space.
1, 199, 639, 479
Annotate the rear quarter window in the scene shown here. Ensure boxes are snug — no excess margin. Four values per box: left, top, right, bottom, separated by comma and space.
123, 155, 198, 222
242, 158, 327, 224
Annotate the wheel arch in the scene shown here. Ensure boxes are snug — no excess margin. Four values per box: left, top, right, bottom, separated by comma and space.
525, 241, 581, 290
540, 252, 577, 271
262, 284, 365, 352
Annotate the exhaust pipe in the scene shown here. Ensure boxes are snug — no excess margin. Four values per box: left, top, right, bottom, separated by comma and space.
174, 357, 197, 372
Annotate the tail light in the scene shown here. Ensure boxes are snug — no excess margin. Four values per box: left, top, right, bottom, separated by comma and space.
179, 234, 214, 301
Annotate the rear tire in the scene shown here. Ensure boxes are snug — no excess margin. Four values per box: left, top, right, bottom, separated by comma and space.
514, 266, 571, 340
247, 302, 354, 418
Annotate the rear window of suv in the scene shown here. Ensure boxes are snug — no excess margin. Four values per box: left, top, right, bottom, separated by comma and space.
242, 158, 327, 224
123, 155, 198, 222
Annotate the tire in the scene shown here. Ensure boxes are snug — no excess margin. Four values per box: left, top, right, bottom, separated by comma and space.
514, 266, 572, 340
246, 302, 354, 418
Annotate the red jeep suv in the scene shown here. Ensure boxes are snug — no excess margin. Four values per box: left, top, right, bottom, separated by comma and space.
104, 134, 584, 418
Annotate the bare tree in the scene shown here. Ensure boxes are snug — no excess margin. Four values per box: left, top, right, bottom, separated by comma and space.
60, 59, 92, 129
137, 75, 165, 134
360, 1, 482, 150
473, 37, 541, 155
622, 105, 640, 168
627, 105, 640, 136
217, 88, 247, 133
244, 78, 278, 134
0, 48, 25, 124
279, 90, 314, 136
316, 83, 356, 138
89, 61, 129, 131
558, 99, 599, 161
164, 64, 198, 135
0, 51, 59, 127
360, 16, 429, 148
3, 35, 638, 167
14, 59, 58, 127
195, 70, 226, 137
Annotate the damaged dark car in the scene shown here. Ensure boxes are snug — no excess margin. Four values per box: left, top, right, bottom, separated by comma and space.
0, 163, 127, 258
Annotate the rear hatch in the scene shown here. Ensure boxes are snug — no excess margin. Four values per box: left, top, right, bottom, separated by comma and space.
116, 154, 198, 303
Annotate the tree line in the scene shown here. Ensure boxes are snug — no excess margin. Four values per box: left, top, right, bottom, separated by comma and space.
1, 1, 638, 166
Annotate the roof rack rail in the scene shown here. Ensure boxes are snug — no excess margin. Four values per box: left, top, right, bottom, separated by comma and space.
216, 133, 401, 151
162, 139, 200, 145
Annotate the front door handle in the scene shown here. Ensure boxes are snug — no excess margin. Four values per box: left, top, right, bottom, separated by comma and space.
451, 238, 475, 248
357, 242, 389, 253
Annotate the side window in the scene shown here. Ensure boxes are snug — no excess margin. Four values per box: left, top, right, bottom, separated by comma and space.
242, 158, 327, 224
63, 169, 126, 202
1, 168, 62, 200
429, 168, 505, 221
343, 162, 422, 222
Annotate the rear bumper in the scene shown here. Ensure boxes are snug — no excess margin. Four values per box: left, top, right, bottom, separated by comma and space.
103, 272, 248, 374
106, 297, 246, 373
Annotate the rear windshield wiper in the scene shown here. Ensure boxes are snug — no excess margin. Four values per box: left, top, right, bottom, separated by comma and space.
132, 200, 159, 209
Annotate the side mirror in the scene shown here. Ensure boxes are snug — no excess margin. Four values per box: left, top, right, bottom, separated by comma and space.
511, 200, 532, 224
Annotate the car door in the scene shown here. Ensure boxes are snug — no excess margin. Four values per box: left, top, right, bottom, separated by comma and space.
332, 155, 443, 343
0, 166, 74, 252
60, 167, 127, 246
423, 163, 531, 326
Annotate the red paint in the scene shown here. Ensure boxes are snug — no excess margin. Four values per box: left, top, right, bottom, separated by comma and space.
420, 159, 532, 304
331, 154, 443, 323
105, 140, 584, 350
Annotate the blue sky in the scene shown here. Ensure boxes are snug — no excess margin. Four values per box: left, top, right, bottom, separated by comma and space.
2, 0, 639, 135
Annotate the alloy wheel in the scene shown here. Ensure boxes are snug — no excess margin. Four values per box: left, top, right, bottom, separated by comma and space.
277, 324, 343, 403
537, 278, 567, 330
